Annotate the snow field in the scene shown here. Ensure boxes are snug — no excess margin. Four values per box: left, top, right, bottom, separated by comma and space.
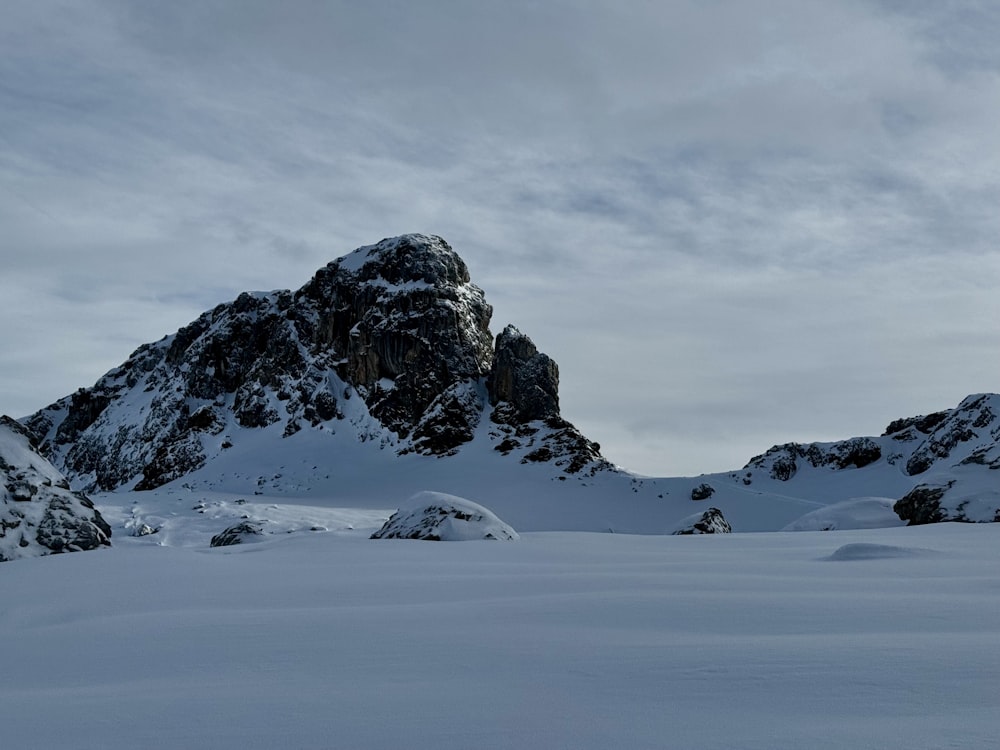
2, 522, 998, 749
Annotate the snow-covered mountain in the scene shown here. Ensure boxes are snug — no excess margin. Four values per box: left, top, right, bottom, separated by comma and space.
0, 415, 111, 561
16, 234, 1000, 535
24, 234, 604, 494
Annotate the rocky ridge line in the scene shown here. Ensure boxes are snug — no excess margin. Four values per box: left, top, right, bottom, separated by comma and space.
737, 393, 1000, 524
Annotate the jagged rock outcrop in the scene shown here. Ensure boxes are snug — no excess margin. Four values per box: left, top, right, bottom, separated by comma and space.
24, 234, 608, 492
899, 394, 998, 476
488, 325, 559, 424
485, 324, 607, 475
370, 491, 519, 541
892, 482, 956, 526
0, 415, 111, 561
671, 507, 732, 535
893, 481, 1000, 525
745, 437, 883, 482
210, 521, 267, 547
690, 482, 715, 501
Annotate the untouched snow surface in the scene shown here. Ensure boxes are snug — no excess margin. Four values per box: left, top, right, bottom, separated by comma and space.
2, 521, 998, 749
782, 497, 906, 531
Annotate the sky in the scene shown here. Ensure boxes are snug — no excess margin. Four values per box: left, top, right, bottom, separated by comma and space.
2, 0, 999, 477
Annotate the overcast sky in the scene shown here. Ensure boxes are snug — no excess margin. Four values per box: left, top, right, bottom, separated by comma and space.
2, 1, 999, 476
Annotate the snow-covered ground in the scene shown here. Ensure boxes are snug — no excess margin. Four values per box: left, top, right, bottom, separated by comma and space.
2, 517, 997, 749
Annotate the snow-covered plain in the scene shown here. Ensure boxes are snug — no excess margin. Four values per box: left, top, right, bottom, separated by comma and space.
2, 513, 998, 750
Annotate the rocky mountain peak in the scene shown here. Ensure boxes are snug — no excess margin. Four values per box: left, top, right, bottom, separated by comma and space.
24, 235, 608, 492
332, 233, 474, 286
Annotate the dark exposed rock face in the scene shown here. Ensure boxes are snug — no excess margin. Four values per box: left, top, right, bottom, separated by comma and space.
882, 411, 949, 439
488, 325, 559, 424
672, 507, 732, 535
893, 482, 955, 526
210, 521, 267, 547
0, 415, 111, 562
297, 236, 494, 441
23, 234, 608, 492
745, 437, 883, 482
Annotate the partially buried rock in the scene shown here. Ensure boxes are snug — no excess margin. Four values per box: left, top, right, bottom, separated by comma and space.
671, 507, 732, 535
371, 491, 519, 541
210, 520, 266, 547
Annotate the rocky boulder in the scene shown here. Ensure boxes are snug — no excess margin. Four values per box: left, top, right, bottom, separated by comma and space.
24, 234, 610, 492
671, 507, 732, 535
746, 437, 883, 482
488, 325, 559, 424
210, 521, 267, 547
690, 483, 715, 501
371, 491, 519, 541
0, 415, 111, 562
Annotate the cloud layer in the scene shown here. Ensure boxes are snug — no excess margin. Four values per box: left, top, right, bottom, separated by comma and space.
2, 0, 998, 475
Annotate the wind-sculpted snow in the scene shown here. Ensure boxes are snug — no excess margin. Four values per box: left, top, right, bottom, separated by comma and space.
0, 416, 110, 561
782, 497, 905, 532
826, 542, 942, 561
23, 234, 607, 493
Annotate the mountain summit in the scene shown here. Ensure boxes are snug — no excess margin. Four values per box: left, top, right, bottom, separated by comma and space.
25, 234, 605, 493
